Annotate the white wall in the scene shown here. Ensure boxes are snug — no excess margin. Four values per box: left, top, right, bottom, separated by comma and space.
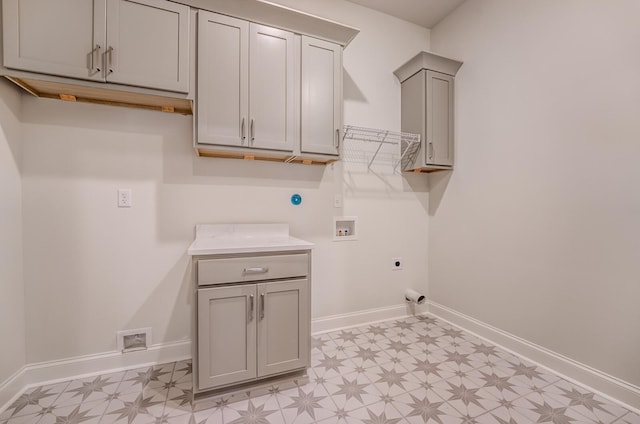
0, 79, 25, 383
21, 1, 431, 363
430, 0, 640, 386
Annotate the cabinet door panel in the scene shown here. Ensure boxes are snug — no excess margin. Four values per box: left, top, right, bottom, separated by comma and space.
426, 70, 454, 166
197, 285, 257, 390
257, 280, 309, 377
197, 11, 248, 147
2, 0, 105, 81
400, 71, 426, 170
106, 0, 189, 92
301, 36, 341, 156
249, 24, 296, 152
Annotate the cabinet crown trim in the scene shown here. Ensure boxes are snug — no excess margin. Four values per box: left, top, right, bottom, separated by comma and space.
394, 51, 463, 83
174, 0, 359, 47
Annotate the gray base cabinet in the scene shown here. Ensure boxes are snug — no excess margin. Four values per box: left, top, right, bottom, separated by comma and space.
394, 51, 463, 172
195, 252, 311, 394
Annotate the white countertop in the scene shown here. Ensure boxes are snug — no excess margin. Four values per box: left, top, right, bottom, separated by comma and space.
187, 224, 314, 256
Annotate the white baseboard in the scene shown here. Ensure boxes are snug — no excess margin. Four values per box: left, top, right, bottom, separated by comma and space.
311, 303, 429, 334
426, 300, 640, 414
0, 340, 191, 414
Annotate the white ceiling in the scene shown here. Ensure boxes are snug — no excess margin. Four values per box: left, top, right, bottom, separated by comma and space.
345, 0, 466, 29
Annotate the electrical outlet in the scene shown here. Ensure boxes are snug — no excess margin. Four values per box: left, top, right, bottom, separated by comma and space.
118, 189, 132, 208
392, 257, 403, 270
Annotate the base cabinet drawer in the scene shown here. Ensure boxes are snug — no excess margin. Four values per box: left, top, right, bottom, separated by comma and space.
197, 253, 308, 285
196, 278, 310, 392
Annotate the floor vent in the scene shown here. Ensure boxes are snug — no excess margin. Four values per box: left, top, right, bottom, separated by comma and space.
117, 328, 152, 353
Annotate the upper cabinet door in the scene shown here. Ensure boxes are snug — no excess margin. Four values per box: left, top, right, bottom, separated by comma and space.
249, 24, 296, 152
105, 0, 189, 92
300, 36, 342, 156
2, 0, 106, 81
426, 70, 454, 166
257, 279, 310, 377
197, 11, 249, 147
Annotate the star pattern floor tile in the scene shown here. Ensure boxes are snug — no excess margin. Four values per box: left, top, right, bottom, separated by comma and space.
1, 317, 638, 424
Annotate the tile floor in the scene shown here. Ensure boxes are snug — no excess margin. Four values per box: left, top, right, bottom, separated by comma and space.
1, 316, 639, 424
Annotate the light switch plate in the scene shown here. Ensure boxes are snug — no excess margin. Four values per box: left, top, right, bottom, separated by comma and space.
334, 194, 343, 208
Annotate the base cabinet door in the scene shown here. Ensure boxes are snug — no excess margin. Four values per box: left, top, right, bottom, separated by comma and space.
257, 280, 310, 377
197, 285, 257, 390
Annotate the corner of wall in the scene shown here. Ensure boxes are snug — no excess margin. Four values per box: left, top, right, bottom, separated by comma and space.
0, 77, 26, 399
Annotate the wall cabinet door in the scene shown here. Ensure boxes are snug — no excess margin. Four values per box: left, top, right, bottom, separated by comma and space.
2, 0, 106, 81
248, 24, 296, 151
197, 11, 248, 148
425, 70, 454, 166
401, 69, 455, 169
300, 36, 342, 156
197, 285, 257, 390
257, 280, 310, 377
105, 0, 190, 92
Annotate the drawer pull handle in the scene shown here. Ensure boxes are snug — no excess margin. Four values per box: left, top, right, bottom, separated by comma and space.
249, 294, 254, 321
243, 267, 269, 274
260, 293, 265, 320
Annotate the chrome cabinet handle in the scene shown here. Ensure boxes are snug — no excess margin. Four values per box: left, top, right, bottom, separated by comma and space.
250, 119, 255, 145
335, 128, 340, 149
89, 44, 101, 74
249, 294, 254, 321
241, 118, 246, 144
428, 142, 434, 160
243, 267, 269, 274
260, 293, 265, 320
103, 46, 114, 76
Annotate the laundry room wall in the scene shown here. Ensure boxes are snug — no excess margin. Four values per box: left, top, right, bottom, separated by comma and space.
20, 0, 432, 365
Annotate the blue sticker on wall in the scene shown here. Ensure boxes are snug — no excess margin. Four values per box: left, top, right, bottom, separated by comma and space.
290, 193, 302, 206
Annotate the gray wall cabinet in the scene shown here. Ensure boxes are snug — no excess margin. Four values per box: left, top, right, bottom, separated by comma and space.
195, 11, 344, 164
2, 0, 191, 93
395, 51, 463, 172
197, 11, 296, 153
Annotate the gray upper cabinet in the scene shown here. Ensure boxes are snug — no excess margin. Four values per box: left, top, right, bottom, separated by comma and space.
197, 11, 296, 153
300, 36, 342, 156
2, 0, 105, 82
2, 0, 190, 93
395, 51, 462, 172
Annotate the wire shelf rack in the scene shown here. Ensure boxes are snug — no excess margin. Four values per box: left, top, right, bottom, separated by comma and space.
341, 125, 420, 172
